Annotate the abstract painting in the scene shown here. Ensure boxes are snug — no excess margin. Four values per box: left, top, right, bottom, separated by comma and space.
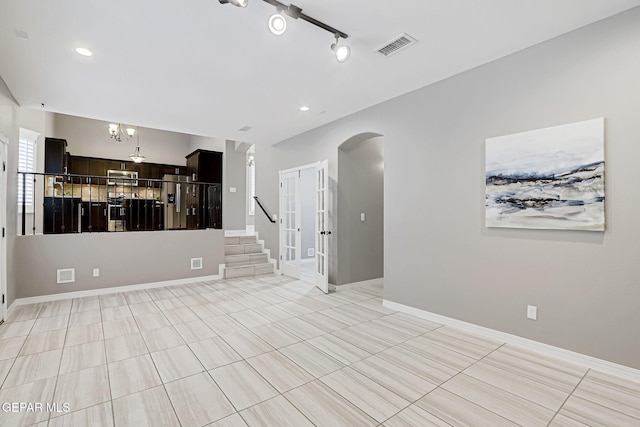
485, 118, 604, 231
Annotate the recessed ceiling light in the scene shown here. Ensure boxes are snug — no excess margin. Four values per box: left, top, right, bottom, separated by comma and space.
299, 106, 310, 112
75, 47, 93, 57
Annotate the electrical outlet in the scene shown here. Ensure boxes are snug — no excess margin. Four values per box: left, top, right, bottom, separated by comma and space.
361, 213, 365, 221
92, 268, 100, 278
230, 187, 237, 193
527, 305, 537, 320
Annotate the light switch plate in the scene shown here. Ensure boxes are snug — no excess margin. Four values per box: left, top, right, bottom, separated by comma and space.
527, 305, 537, 320
230, 187, 237, 193
92, 268, 100, 278
361, 213, 365, 221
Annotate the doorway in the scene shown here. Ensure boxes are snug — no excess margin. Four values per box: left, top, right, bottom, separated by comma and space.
336, 134, 384, 287
0, 133, 8, 321
279, 160, 330, 293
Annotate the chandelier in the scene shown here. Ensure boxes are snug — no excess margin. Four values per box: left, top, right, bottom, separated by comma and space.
108, 123, 136, 142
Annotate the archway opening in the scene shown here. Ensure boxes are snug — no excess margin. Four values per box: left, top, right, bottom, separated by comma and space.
337, 133, 384, 288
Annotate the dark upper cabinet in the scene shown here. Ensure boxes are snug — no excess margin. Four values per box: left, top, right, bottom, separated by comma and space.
68, 156, 90, 176
52, 144, 185, 189
108, 160, 124, 171
135, 163, 150, 179
89, 158, 110, 178
45, 138, 68, 174
186, 149, 223, 183
161, 165, 184, 176
147, 164, 161, 180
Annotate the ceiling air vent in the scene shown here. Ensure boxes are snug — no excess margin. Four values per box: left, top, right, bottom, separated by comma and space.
375, 33, 418, 57
238, 125, 253, 132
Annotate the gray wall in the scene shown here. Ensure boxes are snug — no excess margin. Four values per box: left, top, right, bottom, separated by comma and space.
189, 135, 225, 153
0, 76, 19, 307
53, 113, 191, 165
15, 229, 224, 298
255, 143, 341, 284
256, 8, 640, 369
223, 140, 248, 230
337, 136, 384, 285
300, 167, 315, 259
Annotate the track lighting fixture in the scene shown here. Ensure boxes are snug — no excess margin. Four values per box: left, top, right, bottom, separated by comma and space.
331, 34, 350, 63
219, 0, 350, 62
268, 12, 287, 35
218, 0, 248, 7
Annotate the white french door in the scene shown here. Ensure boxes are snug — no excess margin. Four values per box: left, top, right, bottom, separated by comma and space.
315, 160, 329, 293
279, 170, 301, 278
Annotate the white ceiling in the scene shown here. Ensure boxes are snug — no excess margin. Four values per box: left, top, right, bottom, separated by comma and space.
1, 0, 639, 145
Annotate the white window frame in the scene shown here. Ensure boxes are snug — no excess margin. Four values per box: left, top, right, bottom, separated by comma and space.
18, 128, 39, 214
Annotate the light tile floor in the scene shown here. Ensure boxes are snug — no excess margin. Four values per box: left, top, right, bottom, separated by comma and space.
0, 274, 639, 426
299, 259, 316, 284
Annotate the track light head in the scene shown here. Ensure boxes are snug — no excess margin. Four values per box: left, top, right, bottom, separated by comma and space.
218, 0, 248, 7
268, 12, 287, 35
331, 35, 350, 63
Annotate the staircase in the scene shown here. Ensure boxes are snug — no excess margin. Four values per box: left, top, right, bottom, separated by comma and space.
223, 235, 274, 278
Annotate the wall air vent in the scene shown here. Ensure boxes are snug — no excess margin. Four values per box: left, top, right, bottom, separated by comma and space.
238, 125, 253, 132
375, 33, 418, 57
57, 268, 75, 284
191, 257, 203, 270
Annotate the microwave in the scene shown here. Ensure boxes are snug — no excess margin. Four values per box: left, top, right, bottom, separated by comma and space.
107, 169, 138, 186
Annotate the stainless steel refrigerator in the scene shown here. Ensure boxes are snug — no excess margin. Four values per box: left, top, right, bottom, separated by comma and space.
162, 174, 188, 229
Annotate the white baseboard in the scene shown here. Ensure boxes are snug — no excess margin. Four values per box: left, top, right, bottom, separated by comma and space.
11, 274, 223, 307
383, 299, 640, 383
330, 277, 384, 292
7, 301, 17, 320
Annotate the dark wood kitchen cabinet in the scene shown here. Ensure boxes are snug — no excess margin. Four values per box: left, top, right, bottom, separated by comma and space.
44, 197, 81, 234
68, 156, 90, 184
125, 199, 164, 231
44, 138, 68, 174
81, 202, 107, 232
186, 149, 223, 183
185, 149, 222, 229
88, 158, 110, 178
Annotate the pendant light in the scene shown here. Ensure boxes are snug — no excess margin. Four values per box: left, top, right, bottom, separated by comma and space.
129, 130, 146, 163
